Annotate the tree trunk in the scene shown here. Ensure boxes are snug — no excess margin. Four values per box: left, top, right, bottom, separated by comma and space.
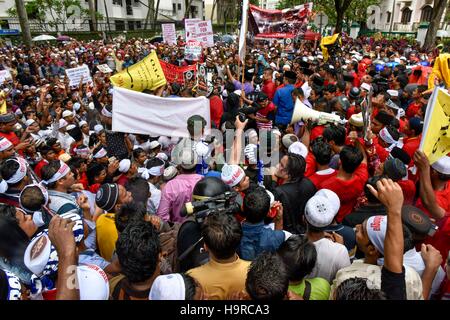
185, 0, 195, 18
334, 0, 353, 34
154, 0, 160, 28
211, 0, 217, 22
88, 0, 97, 31
422, 0, 448, 51
15, 0, 32, 47
144, 0, 154, 30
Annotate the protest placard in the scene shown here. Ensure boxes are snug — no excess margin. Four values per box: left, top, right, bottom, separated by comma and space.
185, 18, 201, 43
97, 64, 113, 73
110, 51, 167, 92
185, 40, 203, 61
419, 87, 450, 164
162, 23, 177, 45
0, 70, 12, 83
159, 60, 197, 85
65, 65, 92, 87
185, 19, 214, 47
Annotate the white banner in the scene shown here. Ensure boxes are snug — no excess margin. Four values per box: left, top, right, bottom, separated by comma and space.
185, 19, 214, 47
97, 64, 113, 73
162, 23, 177, 45
112, 87, 210, 137
0, 70, 12, 83
65, 65, 92, 87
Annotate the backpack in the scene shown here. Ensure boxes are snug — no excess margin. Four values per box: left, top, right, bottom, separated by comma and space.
159, 222, 181, 274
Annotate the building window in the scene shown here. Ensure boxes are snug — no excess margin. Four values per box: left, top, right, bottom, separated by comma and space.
112, 0, 123, 5
173, 3, 176, 14
401, 7, 412, 24
178, 3, 181, 10
115, 20, 125, 31
420, 5, 433, 22
386, 11, 391, 23
128, 21, 135, 30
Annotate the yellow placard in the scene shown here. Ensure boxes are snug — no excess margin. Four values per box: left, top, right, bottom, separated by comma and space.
110, 51, 167, 92
420, 88, 450, 164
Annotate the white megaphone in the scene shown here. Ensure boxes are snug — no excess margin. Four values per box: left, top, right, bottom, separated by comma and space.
291, 98, 347, 125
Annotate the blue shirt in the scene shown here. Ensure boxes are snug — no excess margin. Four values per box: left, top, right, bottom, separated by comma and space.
238, 222, 285, 261
273, 84, 295, 125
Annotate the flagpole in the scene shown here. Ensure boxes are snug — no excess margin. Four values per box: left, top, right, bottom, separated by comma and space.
239, 0, 249, 89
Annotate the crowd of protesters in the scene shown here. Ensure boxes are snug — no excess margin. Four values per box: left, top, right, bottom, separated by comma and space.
0, 31, 449, 301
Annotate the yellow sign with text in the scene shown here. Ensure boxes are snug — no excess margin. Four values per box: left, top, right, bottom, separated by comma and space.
110, 51, 167, 92
419, 88, 450, 164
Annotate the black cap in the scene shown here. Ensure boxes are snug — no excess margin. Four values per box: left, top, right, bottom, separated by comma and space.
95, 183, 119, 212
256, 92, 268, 102
401, 205, 435, 237
312, 76, 325, 87
348, 87, 360, 99
0, 113, 15, 123
284, 70, 297, 80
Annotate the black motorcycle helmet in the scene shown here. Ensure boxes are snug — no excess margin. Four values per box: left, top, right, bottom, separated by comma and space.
192, 177, 230, 200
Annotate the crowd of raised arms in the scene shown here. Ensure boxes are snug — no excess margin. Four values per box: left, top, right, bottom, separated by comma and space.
0, 33, 449, 301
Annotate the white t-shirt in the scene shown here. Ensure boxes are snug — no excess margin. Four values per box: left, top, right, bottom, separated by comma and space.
307, 238, 351, 283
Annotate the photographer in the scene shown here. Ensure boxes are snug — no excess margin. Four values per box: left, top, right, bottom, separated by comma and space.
187, 212, 249, 300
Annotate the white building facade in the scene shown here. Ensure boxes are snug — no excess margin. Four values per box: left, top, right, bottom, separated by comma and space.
0, 0, 204, 32
369, 0, 448, 32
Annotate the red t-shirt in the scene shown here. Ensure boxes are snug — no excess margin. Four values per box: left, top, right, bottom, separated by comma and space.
415, 182, 450, 218
304, 153, 317, 177
310, 125, 325, 142
209, 95, 223, 129
397, 179, 416, 205
406, 102, 422, 119
402, 136, 421, 164
374, 141, 390, 163
34, 159, 49, 179
0, 131, 20, 146
262, 80, 276, 101
117, 174, 129, 186
88, 183, 101, 194
79, 172, 89, 191
320, 163, 369, 222
309, 168, 337, 189
425, 214, 450, 268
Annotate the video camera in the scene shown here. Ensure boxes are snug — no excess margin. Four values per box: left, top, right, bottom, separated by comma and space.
180, 191, 241, 221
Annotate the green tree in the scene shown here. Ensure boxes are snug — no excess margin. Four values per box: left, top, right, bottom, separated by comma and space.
423, 0, 449, 51
7, 0, 103, 32
275, 0, 380, 33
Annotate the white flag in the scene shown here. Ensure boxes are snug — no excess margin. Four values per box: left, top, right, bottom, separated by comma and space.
112, 87, 210, 138
239, 0, 249, 62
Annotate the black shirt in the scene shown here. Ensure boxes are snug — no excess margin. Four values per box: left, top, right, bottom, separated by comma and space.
342, 204, 387, 227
